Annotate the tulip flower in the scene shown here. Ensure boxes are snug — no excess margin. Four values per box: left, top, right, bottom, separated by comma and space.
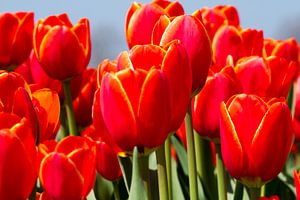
0, 112, 37, 199
193, 66, 241, 140
99, 42, 191, 153
220, 94, 293, 187
33, 13, 91, 80
72, 68, 97, 127
193, 5, 240, 39
294, 170, 300, 200
0, 71, 38, 139
15, 50, 62, 94
31, 88, 60, 142
293, 75, 300, 142
39, 136, 96, 200
264, 38, 299, 66
160, 15, 212, 94
125, 0, 184, 48
234, 56, 271, 96
82, 125, 122, 181
0, 12, 34, 69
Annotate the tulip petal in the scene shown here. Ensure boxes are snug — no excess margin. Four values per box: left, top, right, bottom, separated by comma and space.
68, 148, 96, 196
250, 102, 293, 181
71, 18, 90, 55
152, 15, 170, 46
130, 44, 166, 71
0, 130, 36, 199
219, 102, 244, 178
100, 72, 137, 151
40, 152, 83, 200
137, 69, 170, 148
162, 41, 191, 131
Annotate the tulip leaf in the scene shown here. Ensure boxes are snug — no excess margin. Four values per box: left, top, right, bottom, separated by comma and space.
264, 175, 295, 199
118, 156, 132, 193
93, 173, 113, 200
128, 147, 147, 200
197, 174, 208, 200
171, 156, 185, 200
171, 135, 189, 176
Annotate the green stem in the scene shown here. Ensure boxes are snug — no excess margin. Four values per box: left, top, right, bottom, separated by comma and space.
29, 182, 37, 200
62, 80, 78, 136
139, 155, 151, 200
156, 144, 169, 200
233, 181, 243, 200
194, 132, 217, 199
113, 180, 120, 200
165, 136, 172, 199
260, 184, 265, 197
249, 187, 261, 200
216, 144, 227, 200
59, 105, 67, 139
185, 106, 198, 200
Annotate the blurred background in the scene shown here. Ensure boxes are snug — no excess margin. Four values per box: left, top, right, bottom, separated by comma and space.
1, 0, 299, 66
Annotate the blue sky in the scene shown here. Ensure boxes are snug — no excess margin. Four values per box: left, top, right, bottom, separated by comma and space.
1, 0, 299, 66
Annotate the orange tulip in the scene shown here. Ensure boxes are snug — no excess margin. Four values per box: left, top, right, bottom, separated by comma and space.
39, 136, 96, 200
220, 94, 293, 187
160, 15, 212, 94
0, 12, 34, 68
31, 88, 60, 143
0, 112, 37, 199
125, 0, 184, 48
33, 13, 91, 80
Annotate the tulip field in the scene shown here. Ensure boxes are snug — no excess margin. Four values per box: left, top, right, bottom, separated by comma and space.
1, 0, 300, 200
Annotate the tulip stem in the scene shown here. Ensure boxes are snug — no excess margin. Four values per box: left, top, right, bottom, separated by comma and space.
113, 180, 121, 200
233, 181, 243, 200
156, 143, 169, 200
139, 154, 151, 200
194, 132, 217, 200
62, 80, 79, 136
249, 187, 261, 200
185, 106, 198, 200
216, 144, 227, 200
165, 136, 172, 199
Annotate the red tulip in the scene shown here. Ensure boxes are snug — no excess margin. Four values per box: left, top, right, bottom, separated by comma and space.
234, 56, 271, 96
0, 12, 34, 68
241, 28, 263, 57
293, 75, 300, 142
39, 136, 96, 200
33, 13, 91, 80
212, 25, 244, 69
82, 125, 122, 181
98, 42, 191, 153
15, 50, 62, 94
31, 88, 60, 142
260, 196, 280, 200
264, 38, 299, 66
193, 5, 240, 39
193, 66, 241, 140
0, 71, 38, 139
125, 0, 184, 48
220, 94, 293, 187
266, 56, 297, 98
0, 112, 37, 199
160, 15, 212, 94
294, 170, 300, 200
72, 68, 97, 127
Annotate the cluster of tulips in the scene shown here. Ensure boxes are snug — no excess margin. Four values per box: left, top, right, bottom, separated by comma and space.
1, 0, 300, 200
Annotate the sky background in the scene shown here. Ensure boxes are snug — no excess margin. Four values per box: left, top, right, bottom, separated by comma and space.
1, 0, 299, 66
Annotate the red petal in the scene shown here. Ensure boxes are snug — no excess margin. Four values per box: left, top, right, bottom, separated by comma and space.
152, 15, 170, 45
137, 69, 170, 148
0, 130, 36, 199
100, 72, 137, 151
219, 102, 244, 179
40, 152, 83, 200
250, 102, 293, 181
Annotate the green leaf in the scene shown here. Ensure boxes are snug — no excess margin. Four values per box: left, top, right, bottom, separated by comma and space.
128, 147, 147, 200
197, 174, 208, 200
93, 173, 113, 200
171, 157, 185, 200
171, 135, 188, 176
